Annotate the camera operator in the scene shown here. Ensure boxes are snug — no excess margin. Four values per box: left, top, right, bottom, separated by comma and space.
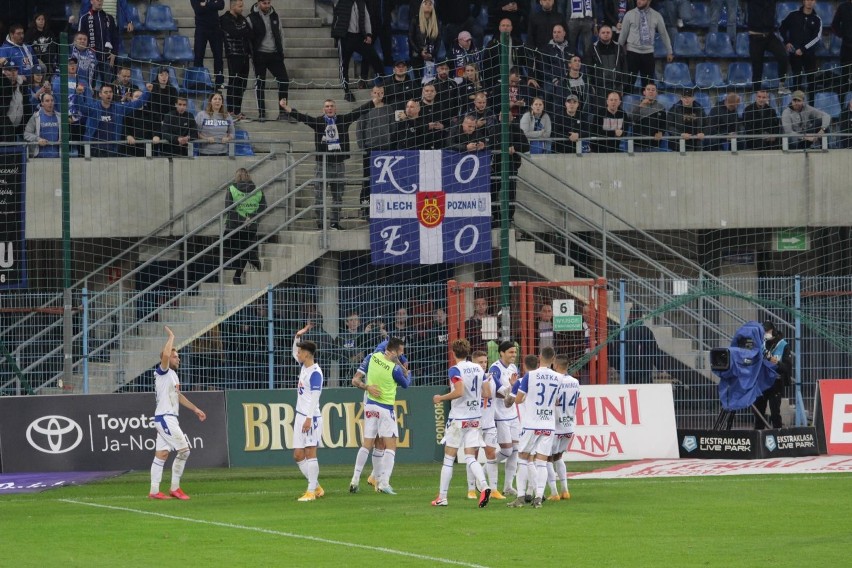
754, 321, 792, 429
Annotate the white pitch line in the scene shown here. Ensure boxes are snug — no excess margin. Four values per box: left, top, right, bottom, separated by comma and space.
59, 499, 490, 568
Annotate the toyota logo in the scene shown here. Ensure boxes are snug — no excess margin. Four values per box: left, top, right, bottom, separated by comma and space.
26, 415, 84, 454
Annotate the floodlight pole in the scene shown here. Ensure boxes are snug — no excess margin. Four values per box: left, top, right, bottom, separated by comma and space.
498, 31, 510, 334
59, 32, 73, 385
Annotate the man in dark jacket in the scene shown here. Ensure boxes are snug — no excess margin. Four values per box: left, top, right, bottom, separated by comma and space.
667, 87, 706, 151
706, 92, 742, 150
742, 89, 781, 150
191, 0, 225, 88
78, 0, 119, 87
161, 97, 199, 157
331, 0, 383, 103
747, 0, 791, 93
587, 25, 628, 107
248, 0, 290, 121
832, 0, 852, 89
779, 0, 823, 93
281, 98, 371, 229
221, 0, 253, 120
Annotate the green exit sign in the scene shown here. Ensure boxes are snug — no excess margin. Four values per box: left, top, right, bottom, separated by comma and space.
776, 230, 808, 252
554, 315, 584, 332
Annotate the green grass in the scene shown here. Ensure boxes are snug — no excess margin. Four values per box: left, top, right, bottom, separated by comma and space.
2, 463, 851, 567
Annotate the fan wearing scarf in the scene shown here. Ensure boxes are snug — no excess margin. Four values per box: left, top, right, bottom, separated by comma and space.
617, 0, 672, 90
281, 98, 371, 230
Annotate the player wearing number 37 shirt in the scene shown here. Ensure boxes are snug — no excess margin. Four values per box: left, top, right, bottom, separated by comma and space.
431, 339, 491, 508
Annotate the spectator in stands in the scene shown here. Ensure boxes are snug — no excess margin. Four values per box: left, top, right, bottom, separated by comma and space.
747, 0, 791, 93
779, 0, 822, 93
540, 24, 570, 115
832, 0, 852, 90
281, 98, 371, 230
537, 303, 570, 352
433, 60, 461, 119
599, 0, 635, 41
77, 81, 151, 156
24, 13, 56, 73
331, 0, 384, 104
356, 85, 394, 212
414, 305, 449, 384
384, 60, 418, 109
418, 82, 450, 145
507, 68, 532, 120
742, 89, 782, 150
79, 1, 135, 40
123, 89, 161, 157
248, 0, 291, 121
520, 96, 553, 153
225, 167, 266, 285
481, 18, 533, 95
667, 87, 706, 151
631, 81, 667, 150
451, 31, 481, 79
708, 0, 738, 43
149, 66, 178, 126
619, 0, 672, 90
161, 96, 199, 157
112, 66, 134, 105
389, 306, 413, 345
78, 0, 119, 88
0, 61, 24, 141
468, 90, 498, 129
565, 0, 595, 58
409, 0, 441, 81
23, 91, 58, 157
656, 0, 693, 41
490, 1, 529, 44
54, 57, 85, 145
390, 98, 435, 149
196, 92, 235, 156
191, 1, 225, 89
464, 295, 492, 352
587, 25, 628, 108
449, 113, 490, 152
589, 90, 629, 153
489, 112, 529, 226
221, 0, 253, 122
529, 0, 567, 54
364, 0, 395, 72
457, 63, 482, 108
552, 93, 587, 153
438, 0, 484, 56
0, 24, 38, 78
336, 310, 367, 378
25, 63, 49, 111
71, 32, 97, 90
835, 95, 852, 148
781, 89, 830, 148
706, 92, 742, 150
560, 54, 594, 111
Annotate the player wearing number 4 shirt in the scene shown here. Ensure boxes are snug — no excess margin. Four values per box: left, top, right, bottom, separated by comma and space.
547, 354, 580, 501
149, 326, 206, 501
292, 323, 325, 502
431, 339, 491, 508
505, 347, 561, 509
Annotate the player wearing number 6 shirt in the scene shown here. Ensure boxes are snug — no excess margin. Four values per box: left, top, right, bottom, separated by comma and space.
490, 340, 521, 497
349, 337, 411, 494
431, 339, 491, 508
292, 323, 324, 502
505, 347, 560, 509
149, 326, 206, 501
547, 354, 580, 501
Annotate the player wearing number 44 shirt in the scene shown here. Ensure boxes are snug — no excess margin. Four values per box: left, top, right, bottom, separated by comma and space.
431, 339, 491, 508
149, 326, 206, 501
505, 347, 561, 509
547, 354, 580, 501
292, 323, 325, 502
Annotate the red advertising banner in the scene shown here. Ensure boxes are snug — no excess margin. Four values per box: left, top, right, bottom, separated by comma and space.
818, 379, 852, 455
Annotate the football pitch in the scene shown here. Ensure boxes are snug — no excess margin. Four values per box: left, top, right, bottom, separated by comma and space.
2, 462, 850, 567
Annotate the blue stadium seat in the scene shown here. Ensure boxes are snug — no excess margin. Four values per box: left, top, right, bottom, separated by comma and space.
476, 5, 489, 29
391, 4, 410, 33
654, 34, 669, 58
775, 2, 798, 27
622, 94, 641, 116
662, 62, 694, 89
815, 3, 834, 27
391, 34, 409, 62
735, 32, 750, 58
694, 62, 727, 89
694, 91, 712, 115
762, 62, 780, 89
656, 92, 679, 110
234, 130, 254, 156
129, 67, 145, 90
129, 35, 163, 62
830, 35, 842, 57
704, 33, 736, 58
144, 5, 178, 32
126, 4, 144, 31
821, 61, 841, 75
164, 35, 194, 63
149, 66, 180, 89
182, 66, 215, 95
815, 38, 832, 57
773, 93, 792, 114
814, 92, 841, 119
727, 62, 753, 87
686, 2, 709, 27
674, 32, 703, 58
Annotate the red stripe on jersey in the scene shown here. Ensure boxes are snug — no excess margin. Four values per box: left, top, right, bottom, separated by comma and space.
450, 376, 462, 383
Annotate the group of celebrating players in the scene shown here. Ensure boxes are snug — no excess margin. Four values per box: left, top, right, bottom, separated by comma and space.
147, 325, 580, 509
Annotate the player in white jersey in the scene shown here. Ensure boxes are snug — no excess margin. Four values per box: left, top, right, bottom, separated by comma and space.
547, 354, 580, 501
505, 347, 560, 509
489, 340, 520, 497
466, 350, 504, 499
292, 323, 325, 502
431, 339, 491, 508
149, 326, 206, 500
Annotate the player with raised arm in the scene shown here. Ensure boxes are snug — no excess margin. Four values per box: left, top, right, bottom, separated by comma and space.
506, 347, 561, 509
431, 340, 491, 508
149, 326, 206, 500
490, 340, 520, 497
547, 354, 580, 501
292, 323, 325, 502
349, 337, 411, 494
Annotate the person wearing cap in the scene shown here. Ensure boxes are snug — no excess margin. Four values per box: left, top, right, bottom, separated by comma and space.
779, 0, 823, 94
383, 60, 418, 110
667, 87, 706, 151
0, 61, 25, 141
409, 0, 441, 80
432, 60, 461, 119
742, 89, 782, 150
552, 93, 588, 153
706, 92, 742, 151
26, 64, 51, 111
451, 30, 480, 79
438, 0, 484, 57
781, 89, 831, 149
331, 0, 384, 103
754, 322, 792, 429
78, 0, 120, 88
0, 24, 39, 79
618, 0, 672, 90
220, 0, 253, 122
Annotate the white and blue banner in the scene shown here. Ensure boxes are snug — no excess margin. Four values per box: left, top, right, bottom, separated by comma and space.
0, 147, 27, 289
369, 150, 492, 265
